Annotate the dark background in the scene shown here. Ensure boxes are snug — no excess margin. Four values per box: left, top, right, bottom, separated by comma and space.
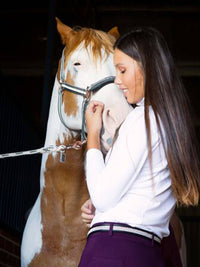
0, 1, 200, 266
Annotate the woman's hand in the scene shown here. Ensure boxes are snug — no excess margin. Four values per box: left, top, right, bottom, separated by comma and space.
85, 100, 104, 134
85, 101, 104, 150
81, 199, 95, 228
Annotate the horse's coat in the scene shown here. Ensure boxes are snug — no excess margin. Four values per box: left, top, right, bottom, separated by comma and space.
21, 19, 132, 267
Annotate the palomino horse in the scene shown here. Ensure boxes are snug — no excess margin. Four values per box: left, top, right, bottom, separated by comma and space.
21, 18, 133, 266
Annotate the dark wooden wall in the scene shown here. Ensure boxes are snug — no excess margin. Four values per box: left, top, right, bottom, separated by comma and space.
0, 227, 21, 266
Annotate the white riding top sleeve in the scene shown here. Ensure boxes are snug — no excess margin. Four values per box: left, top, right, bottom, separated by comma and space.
85, 102, 175, 239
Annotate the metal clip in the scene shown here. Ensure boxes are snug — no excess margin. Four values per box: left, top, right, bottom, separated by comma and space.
59, 148, 66, 163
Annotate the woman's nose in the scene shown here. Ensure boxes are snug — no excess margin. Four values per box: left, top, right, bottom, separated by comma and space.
114, 76, 121, 85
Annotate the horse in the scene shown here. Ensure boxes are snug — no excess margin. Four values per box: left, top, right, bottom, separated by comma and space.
20, 18, 133, 267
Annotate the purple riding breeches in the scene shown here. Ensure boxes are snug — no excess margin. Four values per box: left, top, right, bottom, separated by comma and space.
78, 222, 166, 267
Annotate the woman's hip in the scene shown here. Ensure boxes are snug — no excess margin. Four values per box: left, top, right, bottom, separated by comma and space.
78, 222, 166, 267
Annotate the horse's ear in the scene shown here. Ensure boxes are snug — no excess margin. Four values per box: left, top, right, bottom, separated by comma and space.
108, 27, 120, 40
55, 17, 75, 44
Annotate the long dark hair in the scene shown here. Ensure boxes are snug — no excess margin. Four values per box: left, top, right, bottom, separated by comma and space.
114, 27, 200, 206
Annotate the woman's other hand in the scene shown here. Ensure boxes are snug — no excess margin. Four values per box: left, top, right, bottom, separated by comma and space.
81, 199, 95, 228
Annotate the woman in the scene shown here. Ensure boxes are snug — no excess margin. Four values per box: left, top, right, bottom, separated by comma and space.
78, 27, 200, 267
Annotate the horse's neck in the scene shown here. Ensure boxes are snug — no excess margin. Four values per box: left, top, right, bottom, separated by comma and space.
40, 97, 88, 230
39, 77, 77, 189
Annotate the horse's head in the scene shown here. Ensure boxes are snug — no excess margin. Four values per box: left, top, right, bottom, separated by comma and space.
56, 18, 133, 153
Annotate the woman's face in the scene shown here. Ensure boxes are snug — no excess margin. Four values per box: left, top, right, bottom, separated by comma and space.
114, 48, 144, 104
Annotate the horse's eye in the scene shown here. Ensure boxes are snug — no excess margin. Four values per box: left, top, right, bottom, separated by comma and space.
74, 62, 81, 66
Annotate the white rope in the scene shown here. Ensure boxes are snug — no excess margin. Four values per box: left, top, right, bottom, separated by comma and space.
0, 141, 86, 159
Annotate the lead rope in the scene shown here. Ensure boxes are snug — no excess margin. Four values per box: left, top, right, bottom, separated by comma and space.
0, 141, 86, 162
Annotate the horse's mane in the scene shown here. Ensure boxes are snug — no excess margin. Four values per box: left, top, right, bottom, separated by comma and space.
65, 26, 115, 63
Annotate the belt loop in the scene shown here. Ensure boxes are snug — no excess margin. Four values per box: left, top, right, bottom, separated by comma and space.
151, 233, 155, 247
109, 223, 114, 236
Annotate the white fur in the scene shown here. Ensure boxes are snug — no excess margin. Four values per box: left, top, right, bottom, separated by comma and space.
21, 195, 42, 267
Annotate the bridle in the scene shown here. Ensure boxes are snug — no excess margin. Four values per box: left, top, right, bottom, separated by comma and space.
58, 48, 115, 141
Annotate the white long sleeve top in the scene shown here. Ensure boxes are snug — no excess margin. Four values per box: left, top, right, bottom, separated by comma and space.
85, 99, 176, 239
